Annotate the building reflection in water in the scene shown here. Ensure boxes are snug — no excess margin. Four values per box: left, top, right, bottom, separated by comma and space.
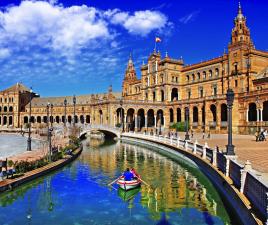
81, 140, 224, 221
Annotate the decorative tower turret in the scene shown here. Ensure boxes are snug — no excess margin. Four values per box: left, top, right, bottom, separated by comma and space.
122, 53, 137, 97
229, 2, 254, 49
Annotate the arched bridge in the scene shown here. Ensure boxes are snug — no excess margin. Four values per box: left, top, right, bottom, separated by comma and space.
80, 124, 121, 139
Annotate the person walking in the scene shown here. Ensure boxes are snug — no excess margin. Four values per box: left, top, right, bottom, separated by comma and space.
207, 130, 211, 139
202, 129, 205, 139
255, 130, 259, 142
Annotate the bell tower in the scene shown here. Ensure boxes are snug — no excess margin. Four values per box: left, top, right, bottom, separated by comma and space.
122, 53, 137, 97
229, 2, 254, 50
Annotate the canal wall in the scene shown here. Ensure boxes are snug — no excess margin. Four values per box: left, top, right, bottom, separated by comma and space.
121, 133, 267, 225
0, 145, 83, 193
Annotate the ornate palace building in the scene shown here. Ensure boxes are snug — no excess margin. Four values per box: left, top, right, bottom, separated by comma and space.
0, 4, 267, 134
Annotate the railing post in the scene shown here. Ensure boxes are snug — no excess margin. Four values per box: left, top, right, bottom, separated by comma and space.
225, 155, 237, 177
202, 142, 207, 159
212, 146, 217, 166
185, 141, 188, 151
177, 136, 180, 147
193, 140, 197, 154
240, 160, 252, 194
170, 135, 173, 145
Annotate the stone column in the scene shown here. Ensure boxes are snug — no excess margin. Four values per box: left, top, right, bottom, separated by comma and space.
260, 108, 263, 122
198, 107, 202, 128
145, 116, 148, 128
216, 104, 221, 131
163, 116, 166, 128
257, 109, 259, 122
135, 115, 138, 131
181, 107, 185, 122
154, 115, 157, 128
246, 109, 249, 122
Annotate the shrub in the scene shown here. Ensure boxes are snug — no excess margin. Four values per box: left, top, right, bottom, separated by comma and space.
170, 122, 186, 132
115, 123, 121, 128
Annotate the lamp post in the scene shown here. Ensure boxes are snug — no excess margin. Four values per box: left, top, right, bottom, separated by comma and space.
27, 88, 33, 151
47, 103, 50, 142
73, 95, 76, 127
47, 103, 53, 162
50, 104, 53, 128
64, 98, 67, 127
226, 88, 235, 155
119, 99, 124, 132
185, 107, 190, 140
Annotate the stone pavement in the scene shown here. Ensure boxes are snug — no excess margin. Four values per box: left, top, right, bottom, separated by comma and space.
177, 131, 268, 184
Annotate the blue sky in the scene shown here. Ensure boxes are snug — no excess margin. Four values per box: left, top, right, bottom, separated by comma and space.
0, 0, 267, 97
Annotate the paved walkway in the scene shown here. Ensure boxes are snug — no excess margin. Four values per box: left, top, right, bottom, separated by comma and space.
177, 131, 268, 183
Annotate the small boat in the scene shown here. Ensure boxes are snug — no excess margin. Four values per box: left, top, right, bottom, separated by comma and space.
118, 187, 140, 201
116, 177, 141, 191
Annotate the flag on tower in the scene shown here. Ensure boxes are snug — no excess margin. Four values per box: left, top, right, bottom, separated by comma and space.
155, 37, 162, 42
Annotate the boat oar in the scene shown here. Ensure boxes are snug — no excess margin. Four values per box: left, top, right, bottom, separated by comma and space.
138, 178, 150, 186
108, 177, 120, 186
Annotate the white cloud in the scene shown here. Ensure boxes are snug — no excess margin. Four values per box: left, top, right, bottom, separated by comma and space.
0, 1, 110, 54
0, 48, 11, 58
110, 10, 168, 36
179, 11, 200, 24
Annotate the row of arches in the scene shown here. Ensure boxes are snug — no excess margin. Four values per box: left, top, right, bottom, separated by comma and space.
115, 108, 164, 131
248, 101, 268, 121
0, 116, 13, 126
0, 106, 13, 112
23, 115, 91, 124
186, 68, 219, 82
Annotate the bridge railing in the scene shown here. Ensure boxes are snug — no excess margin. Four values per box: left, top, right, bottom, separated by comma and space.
122, 131, 268, 224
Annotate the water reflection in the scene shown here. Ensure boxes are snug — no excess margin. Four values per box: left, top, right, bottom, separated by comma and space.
81, 140, 230, 224
0, 138, 232, 225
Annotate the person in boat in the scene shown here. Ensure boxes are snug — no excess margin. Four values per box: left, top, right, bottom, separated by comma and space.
122, 168, 134, 181
130, 168, 139, 179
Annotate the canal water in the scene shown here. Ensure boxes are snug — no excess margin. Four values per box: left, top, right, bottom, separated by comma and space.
0, 134, 40, 158
0, 138, 233, 225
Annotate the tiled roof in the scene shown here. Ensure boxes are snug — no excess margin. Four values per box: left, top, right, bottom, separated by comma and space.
29, 92, 122, 107
0, 83, 31, 93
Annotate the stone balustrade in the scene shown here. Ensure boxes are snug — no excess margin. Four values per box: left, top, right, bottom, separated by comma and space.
122, 131, 268, 224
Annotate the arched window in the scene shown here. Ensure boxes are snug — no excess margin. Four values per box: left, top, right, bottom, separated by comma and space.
248, 103, 257, 121
9, 106, 13, 112
186, 75, 190, 82
192, 74, 195, 81
169, 108, 174, 123
4, 106, 7, 112
203, 71, 206, 79
197, 72, 201, 80
161, 90, 164, 102
209, 70, 213, 78
215, 68, 219, 77
171, 88, 178, 101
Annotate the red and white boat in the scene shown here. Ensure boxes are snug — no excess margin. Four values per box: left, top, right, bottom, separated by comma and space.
116, 177, 141, 191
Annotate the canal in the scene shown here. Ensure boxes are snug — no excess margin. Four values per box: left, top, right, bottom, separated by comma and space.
0, 138, 234, 225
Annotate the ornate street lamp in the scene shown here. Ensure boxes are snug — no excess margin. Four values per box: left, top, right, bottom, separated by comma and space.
185, 107, 190, 140
226, 88, 235, 155
27, 88, 33, 151
64, 98, 67, 127
50, 103, 53, 128
73, 95, 76, 127
47, 102, 54, 161
47, 103, 50, 142
120, 98, 124, 132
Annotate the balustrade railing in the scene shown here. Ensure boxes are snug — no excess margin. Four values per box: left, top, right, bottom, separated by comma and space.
121, 131, 268, 224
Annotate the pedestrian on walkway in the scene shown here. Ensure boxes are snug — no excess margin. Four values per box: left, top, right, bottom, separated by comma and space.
255, 130, 259, 142
207, 130, 211, 139
202, 129, 205, 139
191, 129, 194, 138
